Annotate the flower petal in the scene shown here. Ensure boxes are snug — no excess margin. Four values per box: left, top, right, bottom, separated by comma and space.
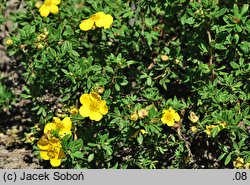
90, 12, 105, 21
80, 94, 91, 105
102, 14, 113, 29
94, 12, 106, 18
50, 158, 62, 167
95, 19, 105, 28
166, 120, 175, 126
52, 0, 61, 5
39, 5, 50, 17
89, 92, 101, 101
44, 122, 56, 134
37, 137, 49, 150
79, 105, 90, 117
161, 116, 175, 126
59, 129, 72, 136
61, 117, 72, 130
40, 150, 50, 160
173, 112, 180, 121
53, 117, 61, 124
99, 100, 108, 115
89, 111, 103, 121
59, 148, 65, 158
49, 137, 61, 147
50, 4, 59, 14
79, 19, 94, 31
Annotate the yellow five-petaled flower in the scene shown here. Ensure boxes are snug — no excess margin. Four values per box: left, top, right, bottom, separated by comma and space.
39, 0, 61, 17
161, 108, 180, 126
44, 117, 72, 137
205, 122, 227, 135
79, 92, 108, 121
79, 12, 113, 31
37, 135, 65, 167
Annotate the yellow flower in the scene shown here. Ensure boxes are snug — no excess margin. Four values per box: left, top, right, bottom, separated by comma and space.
140, 129, 147, 135
97, 87, 105, 94
161, 55, 169, 61
24, 133, 35, 144
204, 125, 217, 135
39, 0, 61, 17
233, 157, 244, 168
188, 111, 199, 123
44, 117, 72, 137
5, 39, 13, 46
37, 33, 47, 41
36, 43, 44, 50
205, 121, 227, 135
130, 112, 138, 121
37, 136, 65, 167
219, 121, 227, 128
161, 108, 180, 126
190, 126, 197, 133
138, 108, 149, 119
79, 92, 108, 121
69, 107, 78, 115
79, 12, 113, 31
130, 129, 147, 139
244, 162, 250, 169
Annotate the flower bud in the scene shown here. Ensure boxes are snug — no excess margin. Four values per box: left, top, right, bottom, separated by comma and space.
69, 107, 78, 115
34, 124, 41, 132
5, 39, 13, 46
188, 111, 199, 123
244, 163, 250, 169
36, 43, 44, 50
97, 87, 105, 94
35, 1, 43, 8
130, 112, 138, 121
140, 129, 147, 135
37, 33, 47, 41
219, 121, 227, 128
161, 55, 169, 61
233, 157, 244, 168
25, 133, 35, 144
138, 108, 149, 119
190, 126, 197, 133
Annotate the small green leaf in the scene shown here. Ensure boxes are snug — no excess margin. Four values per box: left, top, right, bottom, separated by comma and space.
185, 17, 195, 25
218, 153, 227, 161
71, 151, 84, 159
61, 41, 72, 54
137, 134, 143, 145
60, 95, 70, 102
224, 153, 232, 165
230, 61, 239, 69
88, 153, 94, 162
70, 50, 80, 57
240, 4, 249, 16
69, 139, 83, 153
115, 83, 120, 91
211, 8, 227, 18
48, 47, 57, 58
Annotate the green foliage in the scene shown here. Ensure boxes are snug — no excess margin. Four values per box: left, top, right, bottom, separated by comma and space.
4, 0, 250, 168
0, 83, 13, 112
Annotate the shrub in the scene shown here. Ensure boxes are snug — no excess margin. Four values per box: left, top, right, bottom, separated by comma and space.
4, 0, 250, 168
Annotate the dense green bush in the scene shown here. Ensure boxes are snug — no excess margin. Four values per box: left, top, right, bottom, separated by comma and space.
3, 0, 250, 168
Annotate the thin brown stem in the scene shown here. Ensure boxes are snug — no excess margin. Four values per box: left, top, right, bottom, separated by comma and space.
206, 29, 215, 79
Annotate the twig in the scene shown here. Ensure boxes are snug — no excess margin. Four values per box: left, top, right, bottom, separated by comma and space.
206, 29, 215, 79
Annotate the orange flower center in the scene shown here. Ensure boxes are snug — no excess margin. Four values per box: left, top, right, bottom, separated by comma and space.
89, 99, 100, 112
165, 111, 173, 121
